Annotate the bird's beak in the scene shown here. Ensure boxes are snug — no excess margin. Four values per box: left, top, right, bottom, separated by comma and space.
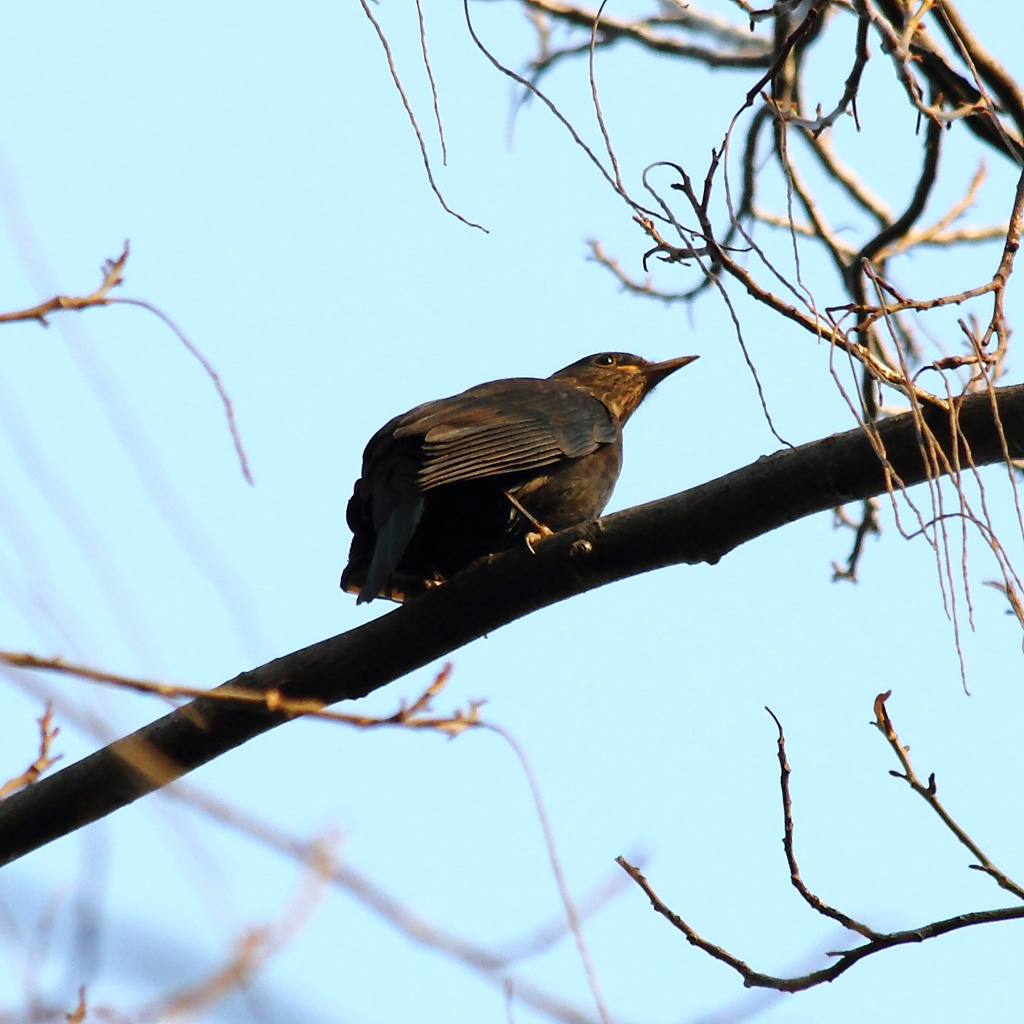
643, 354, 699, 389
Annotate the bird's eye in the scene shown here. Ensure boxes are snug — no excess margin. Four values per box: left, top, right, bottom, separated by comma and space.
594, 354, 615, 366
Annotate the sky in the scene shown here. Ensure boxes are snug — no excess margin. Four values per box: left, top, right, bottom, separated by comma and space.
0, 2, 1022, 1023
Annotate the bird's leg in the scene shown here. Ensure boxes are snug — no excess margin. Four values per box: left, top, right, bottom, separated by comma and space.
503, 490, 554, 553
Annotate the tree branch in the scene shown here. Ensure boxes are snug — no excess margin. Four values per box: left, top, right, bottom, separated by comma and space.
614, 692, 1024, 992
616, 854, 1024, 992
1, 383, 1023, 868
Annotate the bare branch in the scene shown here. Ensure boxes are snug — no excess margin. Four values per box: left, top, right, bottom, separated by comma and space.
147, 837, 336, 1019
617, 854, 1024, 992
831, 497, 882, 580
0, 703, 62, 798
520, 0, 772, 67
765, 707, 877, 938
486, 724, 611, 1024
614, 694, 1024, 992
766, 0, 869, 135
0, 245, 254, 484
414, 0, 448, 164
109, 296, 254, 484
873, 691, 1024, 901
358, 0, 486, 231
0, 243, 128, 325
586, 239, 701, 302
0, 653, 481, 737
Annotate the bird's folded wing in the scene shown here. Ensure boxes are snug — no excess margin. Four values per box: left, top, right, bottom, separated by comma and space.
392, 379, 618, 491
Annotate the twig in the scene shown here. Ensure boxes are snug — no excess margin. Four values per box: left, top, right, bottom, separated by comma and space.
586, 240, 700, 302
0, 702, 62, 798
0, 244, 254, 484
109, 296, 253, 484
359, 0, 486, 232
658, 163, 949, 405
11, 653, 614, 1024
620, 852, 1024, 991
588, 0, 623, 194
640, 160, 791, 448
616, 694, 1024, 992
766, 707, 876, 937
66, 987, 87, 1024
873, 691, 1024, 901
831, 497, 881, 581
147, 836, 337, 1019
0, 652, 481, 737
464, 0, 628, 205
486, 724, 611, 1024
520, 0, 772, 67
414, 0, 447, 165
765, 0, 869, 135
0, 243, 129, 325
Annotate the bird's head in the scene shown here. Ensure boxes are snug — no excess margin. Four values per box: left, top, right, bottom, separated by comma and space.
548, 352, 698, 423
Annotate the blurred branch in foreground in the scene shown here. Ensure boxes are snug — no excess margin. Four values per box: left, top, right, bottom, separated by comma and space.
4, 669, 627, 1024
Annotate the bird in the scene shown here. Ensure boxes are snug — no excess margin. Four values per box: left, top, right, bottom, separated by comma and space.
341, 351, 698, 603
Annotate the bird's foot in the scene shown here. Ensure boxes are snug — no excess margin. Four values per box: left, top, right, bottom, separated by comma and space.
524, 524, 555, 553
504, 490, 553, 553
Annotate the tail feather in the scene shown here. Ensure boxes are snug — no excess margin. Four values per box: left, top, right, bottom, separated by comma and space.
357, 495, 425, 603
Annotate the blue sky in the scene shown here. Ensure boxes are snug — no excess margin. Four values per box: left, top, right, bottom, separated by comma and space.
0, 3, 1022, 1023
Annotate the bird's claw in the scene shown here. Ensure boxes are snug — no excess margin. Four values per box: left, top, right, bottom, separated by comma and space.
525, 524, 555, 553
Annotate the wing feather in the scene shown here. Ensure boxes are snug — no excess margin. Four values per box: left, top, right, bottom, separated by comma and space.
388, 378, 617, 491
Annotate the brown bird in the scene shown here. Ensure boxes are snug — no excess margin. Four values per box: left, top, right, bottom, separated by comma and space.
341, 351, 698, 603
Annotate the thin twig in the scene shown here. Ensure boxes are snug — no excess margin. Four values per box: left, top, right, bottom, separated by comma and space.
8, 669, 617, 1024
520, 0, 772, 66
873, 691, 1024, 901
831, 498, 881, 581
0, 652, 481, 736
0, 243, 129, 325
109, 296, 254, 485
765, 708, 877, 938
620, 852, 1024, 992
586, 240, 700, 302
616, 693, 1024, 991
0, 243, 254, 484
0, 702, 62, 798
359, 0, 485, 231
148, 837, 337, 1019
486, 723, 612, 1024
414, 0, 448, 165
588, 0, 623, 194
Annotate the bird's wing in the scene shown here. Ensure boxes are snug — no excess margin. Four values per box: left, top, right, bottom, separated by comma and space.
392, 378, 618, 491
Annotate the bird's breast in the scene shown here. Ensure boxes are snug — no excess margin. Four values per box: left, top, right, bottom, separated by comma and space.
508, 439, 623, 531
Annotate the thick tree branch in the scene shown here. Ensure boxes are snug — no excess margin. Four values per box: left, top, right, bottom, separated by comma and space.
1, 383, 1023, 868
